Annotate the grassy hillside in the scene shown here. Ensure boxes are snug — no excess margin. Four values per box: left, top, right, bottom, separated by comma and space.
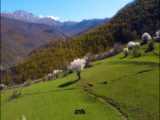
1, 43, 159, 120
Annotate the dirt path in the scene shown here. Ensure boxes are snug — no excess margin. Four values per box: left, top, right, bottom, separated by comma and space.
83, 87, 128, 120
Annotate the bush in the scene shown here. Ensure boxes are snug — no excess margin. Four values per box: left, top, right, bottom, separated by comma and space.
23, 79, 32, 87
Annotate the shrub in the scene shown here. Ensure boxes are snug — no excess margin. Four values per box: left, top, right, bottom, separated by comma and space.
145, 40, 155, 53
9, 89, 21, 100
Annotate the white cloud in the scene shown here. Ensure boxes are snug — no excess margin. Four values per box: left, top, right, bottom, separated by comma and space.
39, 15, 60, 21
46, 16, 60, 20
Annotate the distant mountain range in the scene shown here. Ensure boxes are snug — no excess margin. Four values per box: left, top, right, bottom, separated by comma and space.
1, 10, 109, 68
1, 10, 61, 26
1, 10, 109, 36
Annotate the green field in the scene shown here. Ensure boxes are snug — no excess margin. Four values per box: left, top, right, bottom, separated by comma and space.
1, 44, 159, 120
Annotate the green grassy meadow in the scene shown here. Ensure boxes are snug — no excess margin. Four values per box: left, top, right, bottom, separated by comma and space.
1, 44, 159, 120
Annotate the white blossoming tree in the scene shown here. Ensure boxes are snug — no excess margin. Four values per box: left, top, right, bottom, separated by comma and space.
141, 32, 152, 44
68, 58, 86, 80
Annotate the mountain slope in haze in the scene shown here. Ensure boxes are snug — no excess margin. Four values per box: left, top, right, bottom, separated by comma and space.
1, 11, 108, 68
1, 16, 66, 68
60, 18, 108, 36
1, 10, 108, 36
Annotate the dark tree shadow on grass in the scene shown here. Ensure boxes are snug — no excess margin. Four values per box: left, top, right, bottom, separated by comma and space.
58, 79, 79, 88
136, 69, 153, 74
58, 72, 81, 88
120, 55, 128, 59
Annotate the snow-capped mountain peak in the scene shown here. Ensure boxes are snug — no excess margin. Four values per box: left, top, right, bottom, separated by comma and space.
1, 10, 59, 25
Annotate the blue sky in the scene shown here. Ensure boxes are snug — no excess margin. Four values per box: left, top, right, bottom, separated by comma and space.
1, 0, 133, 21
